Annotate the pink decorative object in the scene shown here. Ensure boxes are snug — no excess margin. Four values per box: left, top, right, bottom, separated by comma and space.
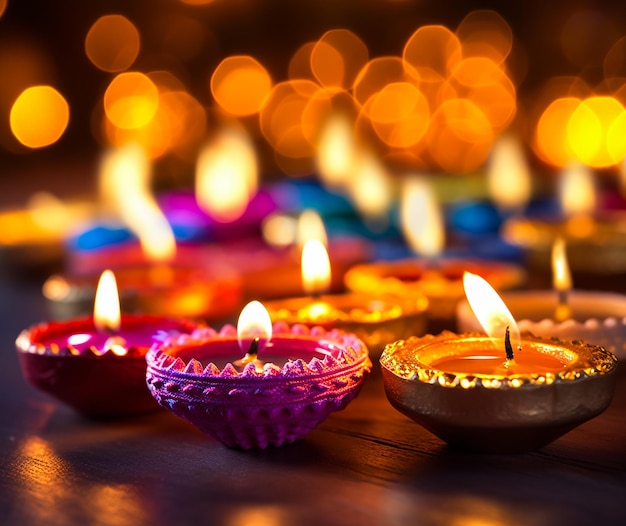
16, 315, 194, 416
145, 322, 372, 449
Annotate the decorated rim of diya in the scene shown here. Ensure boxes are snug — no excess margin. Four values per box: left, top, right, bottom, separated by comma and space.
146, 321, 371, 382
16, 315, 196, 359
344, 259, 526, 297
380, 330, 617, 389
266, 292, 429, 325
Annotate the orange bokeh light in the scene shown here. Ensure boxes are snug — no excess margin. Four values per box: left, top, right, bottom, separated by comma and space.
85, 15, 140, 72
260, 80, 320, 158
211, 56, 272, 116
403, 25, 462, 83
353, 56, 420, 109
104, 72, 159, 129
310, 29, 368, 90
456, 10, 513, 64
534, 97, 580, 167
427, 98, 494, 172
10, 86, 69, 148
368, 82, 430, 148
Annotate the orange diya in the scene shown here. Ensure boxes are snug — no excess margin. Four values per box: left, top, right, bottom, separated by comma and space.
17, 270, 195, 416
380, 272, 617, 453
345, 178, 525, 324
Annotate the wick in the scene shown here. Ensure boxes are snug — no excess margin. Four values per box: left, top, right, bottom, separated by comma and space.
504, 325, 515, 361
239, 337, 260, 366
555, 289, 571, 322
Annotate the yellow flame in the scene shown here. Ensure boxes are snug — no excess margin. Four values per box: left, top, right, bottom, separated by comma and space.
195, 126, 258, 222
463, 272, 520, 345
551, 237, 572, 293
559, 163, 596, 216
100, 143, 176, 262
400, 178, 444, 258
348, 151, 392, 218
94, 270, 121, 333
296, 209, 328, 249
301, 239, 331, 295
316, 113, 357, 189
488, 135, 532, 211
237, 300, 273, 354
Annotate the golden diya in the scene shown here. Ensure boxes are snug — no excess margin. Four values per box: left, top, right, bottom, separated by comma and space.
265, 238, 428, 356
380, 272, 617, 453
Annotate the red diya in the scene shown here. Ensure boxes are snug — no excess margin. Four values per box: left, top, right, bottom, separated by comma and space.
145, 301, 372, 449
16, 270, 195, 417
345, 178, 525, 323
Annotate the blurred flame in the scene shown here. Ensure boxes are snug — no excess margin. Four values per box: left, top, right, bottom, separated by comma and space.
348, 151, 392, 219
262, 214, 298, 248
400, 178, 444, 258
301, 239, 331, 295
100, 143, 176, 262
551, 237, 572, 293
488, 135, 531, 212
316, 113, 357, 189
94, 270, 121, 333
27, 192, 73, 232
463, 272, 520, 345
195, 127, 258, 222
559, 163, 596, 216
237, 300, 272, 355
297, 209, 328, 248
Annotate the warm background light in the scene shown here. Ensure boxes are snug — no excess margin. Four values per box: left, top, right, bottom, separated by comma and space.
104, 72, 159, 129
400, 178, 444, 258
85, 15, 140, 72
10, 86, 69, 148
211, 56, 272, 116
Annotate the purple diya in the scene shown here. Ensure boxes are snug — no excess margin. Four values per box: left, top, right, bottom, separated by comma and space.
16, 315, 194, 416
145, 320, 372, 449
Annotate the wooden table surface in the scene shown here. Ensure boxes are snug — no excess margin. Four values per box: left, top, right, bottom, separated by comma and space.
0, 266, 624, 526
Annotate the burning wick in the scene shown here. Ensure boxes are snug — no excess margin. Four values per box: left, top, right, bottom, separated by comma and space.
234, 337, 264, 371
502, 325, 520, 370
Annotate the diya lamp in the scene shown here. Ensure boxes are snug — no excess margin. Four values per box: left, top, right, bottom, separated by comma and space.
345, 178, 525, 327
0, 192, 96, 273
265, 239, 428, 356
57, 144, 242, 321
381, 272, 617, 453
458, 237, 626, 358
145, 300, 372, 449
16, 270, 195, 416
502, 162, 626, 277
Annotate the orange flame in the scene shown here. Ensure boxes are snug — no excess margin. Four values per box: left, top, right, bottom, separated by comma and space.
237, 300, 272, 355
301, 239, 331, 295
400, 178, 444, 258
94, 270, 121, 333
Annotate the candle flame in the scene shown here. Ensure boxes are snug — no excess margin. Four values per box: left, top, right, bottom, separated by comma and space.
559, 163, 596, 217
237, 300, 272, 355
551, 237, 572, 293
463, 272, 520, 347
400, 177, 444, 258
316, 113, 357, 190
100, 143, 176, 262
301, 239, 331, 295
94, 269, 121, 334
195, 126, 258, 223
296, 209, 328, 249
488, 135, 531, 212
